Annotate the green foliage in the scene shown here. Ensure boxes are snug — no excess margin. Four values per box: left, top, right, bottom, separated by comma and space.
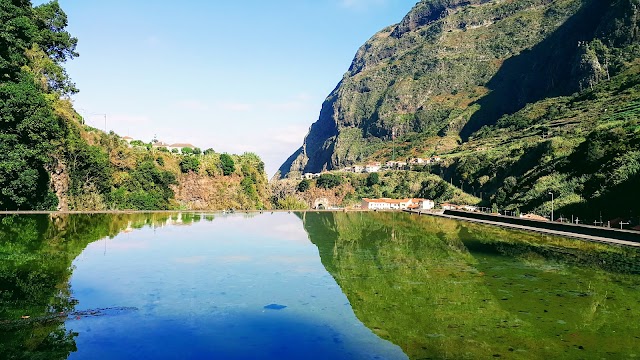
109, 160, 176, 210
192, 147, 202, 155
316, 174, 342, 189
66, 134, 112, 196
0, 73, 64, 210
366, 172, 380, 187
275, 195, 308, 210
179, 156, 200, 174
220, 153, 235, 176
0, 0, 79, 210
181, 147, 193, 155
297, 179, 311, 192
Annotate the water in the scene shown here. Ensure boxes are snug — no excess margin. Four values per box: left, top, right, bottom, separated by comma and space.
1, 212, 639, 359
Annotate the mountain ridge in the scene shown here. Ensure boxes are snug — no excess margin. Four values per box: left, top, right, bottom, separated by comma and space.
278, 0, 638, 180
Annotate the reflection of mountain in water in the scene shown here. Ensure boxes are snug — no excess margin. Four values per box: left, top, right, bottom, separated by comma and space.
300, 211, 640, 359
0, 213, 188, 359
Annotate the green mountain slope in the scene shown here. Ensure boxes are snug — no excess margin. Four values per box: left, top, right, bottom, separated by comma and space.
278, 0, 640, 221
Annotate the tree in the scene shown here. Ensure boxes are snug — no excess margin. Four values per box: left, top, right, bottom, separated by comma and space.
193, 147, 202, 155
220, 153, 235, 176
316, 174, 342, 189
179, 156, 200, 173
204, 148, 215, 155
181, 147, 193, 155
0, 0, 79, 210
0, 74, 64, 210
297, 179, 311, 192
366, 173, 380, 187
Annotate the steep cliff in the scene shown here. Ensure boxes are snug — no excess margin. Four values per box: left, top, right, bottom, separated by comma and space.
279, 0, 639, 179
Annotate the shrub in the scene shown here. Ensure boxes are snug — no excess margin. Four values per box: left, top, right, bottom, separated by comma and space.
366, 173, 380, 186
297, 179, 311, 192
317, 174, 342, 189
179, 156, 200, 173
220, 153, 235, 176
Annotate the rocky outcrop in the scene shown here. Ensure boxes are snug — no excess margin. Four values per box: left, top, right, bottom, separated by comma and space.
47, 155, 69, 211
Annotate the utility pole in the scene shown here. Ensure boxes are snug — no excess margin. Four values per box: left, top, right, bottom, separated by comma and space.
392, 127, 396, 162
548, 192, 554, 222
90, 113, 107, 132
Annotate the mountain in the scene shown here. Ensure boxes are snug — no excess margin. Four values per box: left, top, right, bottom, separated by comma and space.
278, 0, 640, 220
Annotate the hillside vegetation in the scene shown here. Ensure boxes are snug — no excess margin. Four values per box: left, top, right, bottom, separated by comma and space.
0, 0, 269, 211
279, 0, 640, 222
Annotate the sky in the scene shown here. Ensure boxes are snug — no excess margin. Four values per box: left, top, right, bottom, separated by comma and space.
37, 0, 417, 177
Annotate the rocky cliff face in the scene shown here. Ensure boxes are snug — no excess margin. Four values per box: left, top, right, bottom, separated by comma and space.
278, 0, 636, 178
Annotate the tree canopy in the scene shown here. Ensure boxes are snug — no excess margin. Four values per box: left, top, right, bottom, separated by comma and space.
0, 0, 78, 210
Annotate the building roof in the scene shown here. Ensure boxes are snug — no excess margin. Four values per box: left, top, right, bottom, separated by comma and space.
123, 136, 133, 140
363, 198, 414, 204
170, 143, 195, 148
153, 141, 170, 147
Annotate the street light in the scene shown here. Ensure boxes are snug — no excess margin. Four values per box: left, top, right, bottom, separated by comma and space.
548, 192, 554, 222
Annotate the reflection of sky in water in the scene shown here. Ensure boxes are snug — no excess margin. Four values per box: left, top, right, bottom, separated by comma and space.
68, 213, 406, 360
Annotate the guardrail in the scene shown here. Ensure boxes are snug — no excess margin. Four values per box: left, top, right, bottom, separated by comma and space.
444, 210, 640, 243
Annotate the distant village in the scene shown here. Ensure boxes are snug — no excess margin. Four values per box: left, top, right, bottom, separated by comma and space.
301, 156, 442, 179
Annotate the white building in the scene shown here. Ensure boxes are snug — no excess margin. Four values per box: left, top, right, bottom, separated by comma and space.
417, 199, 435, 210
361, 198, 434, 210
152, 141, 170, 150
168, 143, 196, 154
365, 163, 381, 173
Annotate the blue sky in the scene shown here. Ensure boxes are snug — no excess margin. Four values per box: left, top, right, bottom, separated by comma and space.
39, 0, 417, 176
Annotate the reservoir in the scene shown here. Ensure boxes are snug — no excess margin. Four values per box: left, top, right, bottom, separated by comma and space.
1, 212, 639, 359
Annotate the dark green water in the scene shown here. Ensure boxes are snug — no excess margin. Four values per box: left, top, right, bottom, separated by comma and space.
1, 212, 639, 359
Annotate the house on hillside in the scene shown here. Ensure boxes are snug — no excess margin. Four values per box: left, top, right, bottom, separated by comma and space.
409, 158, 425, 165
168, 143, 195, 154
152, 141, 170, 151
365, 163, 381, 173
123, 136, 134, 144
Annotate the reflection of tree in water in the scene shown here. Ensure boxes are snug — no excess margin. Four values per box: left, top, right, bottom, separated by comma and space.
301, 212, 640, 359
0, 213, 174, 359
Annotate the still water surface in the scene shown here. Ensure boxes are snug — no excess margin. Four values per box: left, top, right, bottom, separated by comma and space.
1, 212, 639, 359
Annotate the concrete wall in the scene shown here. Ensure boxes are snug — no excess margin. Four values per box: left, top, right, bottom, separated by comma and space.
444, 210, 640, 243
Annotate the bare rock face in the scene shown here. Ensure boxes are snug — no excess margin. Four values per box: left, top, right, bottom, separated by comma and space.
172, 172, 254, 210
48, 155, 69, 211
